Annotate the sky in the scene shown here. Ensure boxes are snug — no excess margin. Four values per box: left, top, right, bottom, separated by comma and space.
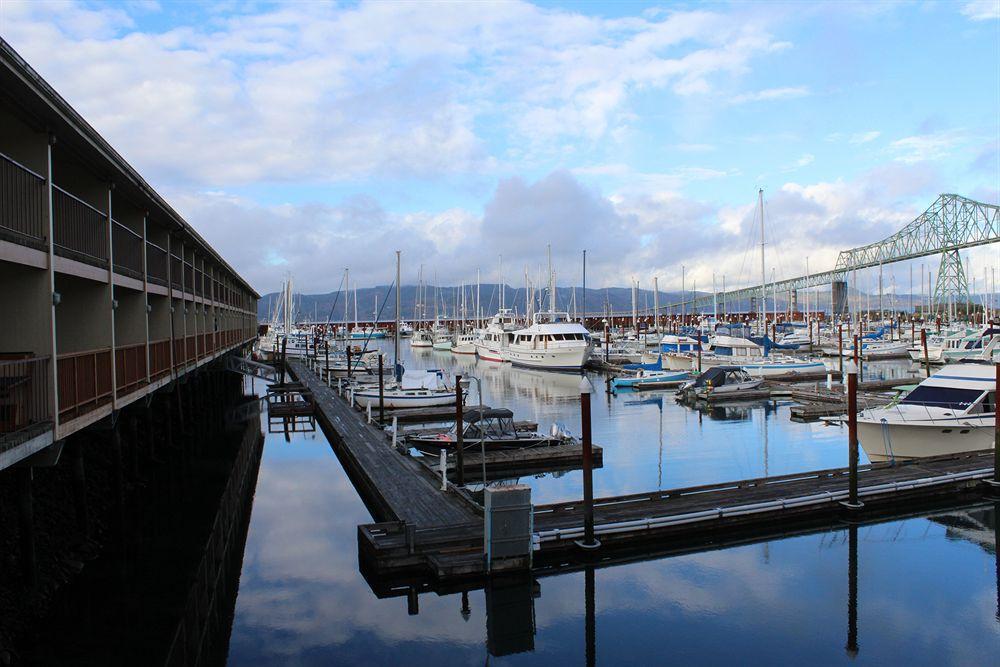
0, 0, 997, 296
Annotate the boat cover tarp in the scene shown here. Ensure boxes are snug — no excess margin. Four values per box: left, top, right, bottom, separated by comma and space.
400, 369, 447, 390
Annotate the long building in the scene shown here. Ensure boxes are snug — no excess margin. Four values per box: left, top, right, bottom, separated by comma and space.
0, 39, 258, 470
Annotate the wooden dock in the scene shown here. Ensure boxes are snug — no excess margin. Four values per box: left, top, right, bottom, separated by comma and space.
416, 442, 604, 482
359, 449, 999, 583
287, 355, 998, 594
387, 404, 490, 424
287, 359, 481, 526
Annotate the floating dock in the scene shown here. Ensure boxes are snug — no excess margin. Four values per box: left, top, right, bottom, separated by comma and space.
286, 356, 998, 593
286, 359, 596, 526
361, 449, 998, 585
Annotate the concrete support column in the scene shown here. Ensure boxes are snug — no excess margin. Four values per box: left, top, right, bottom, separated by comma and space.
832, 281, 849, 317
45, 136, 59, 430
142, 213, 151, 384
166, 231, 176, 379
108, 184, 118, 410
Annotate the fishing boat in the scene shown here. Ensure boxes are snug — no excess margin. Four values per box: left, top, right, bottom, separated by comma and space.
352, 369, 462, 409
610, 369, 692, 391
679, 366, 763, 399
857, 363, 996, 462
405, 407, 566, 454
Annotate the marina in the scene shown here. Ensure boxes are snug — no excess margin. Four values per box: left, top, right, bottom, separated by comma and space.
1, 4, 999, 665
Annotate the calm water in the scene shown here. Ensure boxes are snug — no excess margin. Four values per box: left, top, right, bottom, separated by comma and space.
227, 345, 1000, 665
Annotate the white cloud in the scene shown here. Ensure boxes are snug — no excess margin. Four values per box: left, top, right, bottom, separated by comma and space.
890, 130, 966, 164
960, 1, 1000, 21
730, 85, 809, 104
0, 0, 791, 187
850, 130, 881, 144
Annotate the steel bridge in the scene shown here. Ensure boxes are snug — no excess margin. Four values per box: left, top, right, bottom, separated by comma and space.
665, 194, 1000, 314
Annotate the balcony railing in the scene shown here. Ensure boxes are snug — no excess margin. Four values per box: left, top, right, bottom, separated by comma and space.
173, 338, 187, 369
147, 241, 168, 286
0, 152, 46, 247
57, 348, 112, 421
185, 263, 194, 293
112, 220, 143, 279
170, 253, 182, 289
0, 355, 51, 450
52, 185, 108, 266
114, 342, 148, 397
150, 339, 171, 379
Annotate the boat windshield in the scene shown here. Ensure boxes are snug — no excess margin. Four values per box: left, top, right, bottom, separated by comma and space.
900, 385, 984, 410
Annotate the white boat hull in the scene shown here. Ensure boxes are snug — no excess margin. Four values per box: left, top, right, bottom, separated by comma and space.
475, 341, 507, 362
353, 390, 456, 409
506, 344, 592, 371
858, 418, 993, 462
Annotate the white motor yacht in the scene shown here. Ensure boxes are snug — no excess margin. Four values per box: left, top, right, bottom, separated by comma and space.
506, 311, 593, 371
858, 363, 996, 462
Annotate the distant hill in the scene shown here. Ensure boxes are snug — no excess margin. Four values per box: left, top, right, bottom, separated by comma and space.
257, 283, 948, 322
259, 285, 687, 322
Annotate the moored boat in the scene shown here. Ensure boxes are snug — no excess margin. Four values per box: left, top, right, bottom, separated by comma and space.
858, 363, 995, 462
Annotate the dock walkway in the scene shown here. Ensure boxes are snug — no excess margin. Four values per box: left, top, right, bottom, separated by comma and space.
287, 359, 480, 527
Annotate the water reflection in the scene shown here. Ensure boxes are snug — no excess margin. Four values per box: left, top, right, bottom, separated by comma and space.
224, 346, 1000, 664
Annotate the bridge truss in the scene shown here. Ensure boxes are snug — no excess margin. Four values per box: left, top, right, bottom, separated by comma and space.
665, 194, 1000, 315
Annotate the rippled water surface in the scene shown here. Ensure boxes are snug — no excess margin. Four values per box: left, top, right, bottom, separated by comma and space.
228, 345, 1000, 665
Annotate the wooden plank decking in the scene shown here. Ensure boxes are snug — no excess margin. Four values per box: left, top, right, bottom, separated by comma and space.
287, 359, 481, 527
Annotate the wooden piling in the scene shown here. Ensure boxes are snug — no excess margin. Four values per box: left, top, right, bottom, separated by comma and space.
455, 375, 465, 486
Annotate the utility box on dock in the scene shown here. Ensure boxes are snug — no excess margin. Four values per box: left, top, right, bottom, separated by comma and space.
484, 485, 533, 571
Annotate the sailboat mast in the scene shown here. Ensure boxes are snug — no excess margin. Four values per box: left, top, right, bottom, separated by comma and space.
681, 265, 686, 324
759, 188, 766, 330
499, 255, 504, 311
548, 244, 555, 314
395, 251, 401, 371
631, 280, 637, 332
712, 272, 717, 320
653, 276, 659, 334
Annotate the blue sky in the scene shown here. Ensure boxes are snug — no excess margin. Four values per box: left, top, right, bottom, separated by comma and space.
0, 0, 997, 294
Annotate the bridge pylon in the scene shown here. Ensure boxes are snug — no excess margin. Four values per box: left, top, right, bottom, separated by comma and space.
932, 249, 970, 318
